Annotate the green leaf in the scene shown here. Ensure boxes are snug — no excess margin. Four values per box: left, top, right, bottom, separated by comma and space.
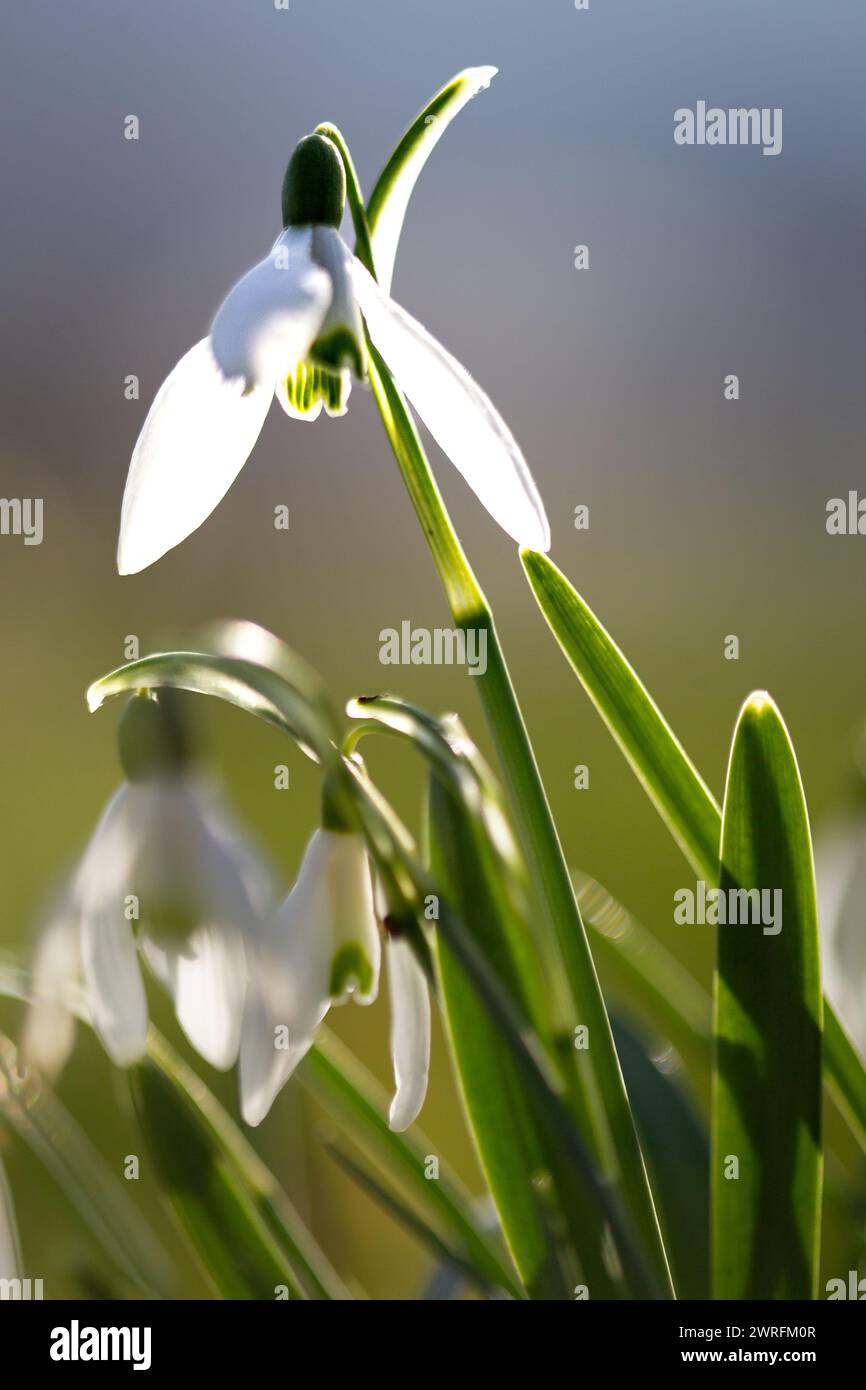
824, 1008, 866, 1156
521, 548, 866, 1161
713, 693, 822, 1299
337, 757, 664, 1297
430, 886, 663, 1299
147, 1029, 350, 1300
322, 1140, 496, 1297
365, 67, 498, 293
349, 694, 669, 1297
521, 550, 719, 879
0, 962, 350, 1299
612, 1016, 710, 1300
130, 1056, 306, 1300
300, 1029, 522, 1299
0, 1034, 173, 1296
346, 695, 551, 1039
85, 651, 665, 1298
428, 770, 574, 1300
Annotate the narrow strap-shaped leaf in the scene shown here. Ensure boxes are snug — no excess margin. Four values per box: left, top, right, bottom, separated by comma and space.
431, 889, 662, 1299
323, 1141, 497, 1297
428, 771, 576, 1299
521, 548, 866, 1159
85, 648, 668, 1297
147, 1029, 350, 1301
340, 756, 666, 1297
130, 1056, 307, 1300
522, 550, 719, 878
0, 963, 350, 1300
713, 693, 822, 1299
300, 1030, 522, 1299
365, 67, 498, 293
612, 1016, 710, 1300
0, 1035, 173, 1296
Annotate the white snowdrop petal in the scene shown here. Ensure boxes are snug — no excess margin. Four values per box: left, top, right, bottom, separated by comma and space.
143, 923, 246, 1071
133, 778, 259, 1069
211, 227, 332, 387
81, 905, 148, 1067
117, 338, 273, 574
387, 935, 431, 1132
238, 832, 333, 1125
352, 258, 551, 552
130, 779, 256, 935
323, 831, 381, 1006
74, 785, 148, 1066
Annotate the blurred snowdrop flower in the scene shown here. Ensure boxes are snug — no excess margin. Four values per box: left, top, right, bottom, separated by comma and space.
118, 130, 550, 575
815, 805, 866, 1060
239, 825, 430, 1132
23, 694, 266, 1075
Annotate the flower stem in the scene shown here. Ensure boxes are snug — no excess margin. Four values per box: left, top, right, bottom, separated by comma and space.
365, 347, 672, 1296
329, 122, 672, 1292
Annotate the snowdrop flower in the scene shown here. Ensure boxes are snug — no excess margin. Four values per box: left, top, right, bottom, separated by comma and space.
239, 822, 430, 1132
24, 694, 262, 1074
118, 132, 550, 575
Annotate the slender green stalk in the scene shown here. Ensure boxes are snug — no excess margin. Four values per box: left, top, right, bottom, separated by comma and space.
315, 117, 671, 1293
361, 295, 672, 1297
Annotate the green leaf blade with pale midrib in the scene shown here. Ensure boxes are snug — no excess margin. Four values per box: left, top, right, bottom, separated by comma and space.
521, 547, 866, 1161
713, 694, 822, 1300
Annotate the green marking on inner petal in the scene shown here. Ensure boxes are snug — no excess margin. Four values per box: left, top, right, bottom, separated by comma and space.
284, 361, 351, 418
310, 326, 366, 381
329, 943, 374, 999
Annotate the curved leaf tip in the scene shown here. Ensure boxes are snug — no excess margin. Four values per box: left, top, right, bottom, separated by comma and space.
366, 66, 499, 294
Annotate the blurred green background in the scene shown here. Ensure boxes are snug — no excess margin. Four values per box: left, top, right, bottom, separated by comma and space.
2, 0, 865, 1297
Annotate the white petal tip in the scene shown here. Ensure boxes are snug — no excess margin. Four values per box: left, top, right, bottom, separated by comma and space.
387, 1093, 424, 1133
523, 520, 551, 554
104, 1038, 148, 1069
240, 1097, 268, 1128
116, 547, 150, 577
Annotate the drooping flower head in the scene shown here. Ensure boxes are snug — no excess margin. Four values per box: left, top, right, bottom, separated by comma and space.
23, 692, 269, 1076
239, 772, 430, 1132
118, 131, 550, 575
